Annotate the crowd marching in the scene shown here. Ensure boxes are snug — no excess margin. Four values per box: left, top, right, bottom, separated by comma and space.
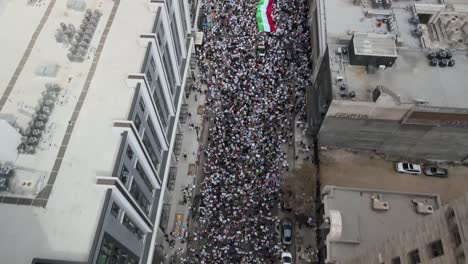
182, 0, 312, 263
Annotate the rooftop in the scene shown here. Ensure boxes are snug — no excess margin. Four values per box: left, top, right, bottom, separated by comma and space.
322, 185, 441, 263
0, 0, 154, 262
321, 0, 468, 108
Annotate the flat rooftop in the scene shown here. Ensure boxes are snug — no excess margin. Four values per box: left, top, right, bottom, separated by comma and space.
321, 0, 468, 108
322, 185, 441, 263
0, 0, 154, 262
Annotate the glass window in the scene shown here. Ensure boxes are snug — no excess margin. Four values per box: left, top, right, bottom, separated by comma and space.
119, 165, 129, 185
96, 254, 108, 264
134, 114, 141, 131
146, 117, 163, 151
97, 233, 140, 264
139, 98, 146, 113
150, 57, 156, 72
126, 146, 134, 160
145, 70, 153, 84
110, 203, 120, 218
163, 44, 176, 94
429, 240, 444, 258
130, 181, 151, 215
170, 12, 181, 65
136, 161, 154, 193
178, 0, 187, 35
157, 26, 165, 47
408, 249, 421, 264
143, 134, 160, 169
123, 214, 144, 241
153, 77, 170, 128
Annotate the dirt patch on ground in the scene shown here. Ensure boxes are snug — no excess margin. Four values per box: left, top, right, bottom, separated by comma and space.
281, 165, 317, 216
187, 163, 196, 176
197, 105, 205, 115
320, 149, 468, 204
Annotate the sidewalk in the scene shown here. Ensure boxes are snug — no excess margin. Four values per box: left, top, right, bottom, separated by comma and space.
293, 115, 319, 264
160, 76, 207, 264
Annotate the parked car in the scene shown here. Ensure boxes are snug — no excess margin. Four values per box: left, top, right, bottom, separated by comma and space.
281, 252, 293, 264
395, 162, 422, 175
423, 166, 448, 177
281, 218, 293, 245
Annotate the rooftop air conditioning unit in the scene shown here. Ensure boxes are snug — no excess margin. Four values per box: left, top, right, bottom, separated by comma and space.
372, 194, 389, 211
413, 199, 434, 214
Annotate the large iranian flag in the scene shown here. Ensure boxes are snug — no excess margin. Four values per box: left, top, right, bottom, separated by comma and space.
256, 0, 275, 32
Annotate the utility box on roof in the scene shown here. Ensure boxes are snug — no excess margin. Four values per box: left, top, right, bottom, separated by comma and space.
349, 33, 398, 67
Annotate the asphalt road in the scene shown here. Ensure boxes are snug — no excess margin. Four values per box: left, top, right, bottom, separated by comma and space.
320, 148, 468, 204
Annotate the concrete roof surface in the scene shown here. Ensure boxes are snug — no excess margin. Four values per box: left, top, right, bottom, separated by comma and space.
322, 185, 440, 263
321, 0, 468, 108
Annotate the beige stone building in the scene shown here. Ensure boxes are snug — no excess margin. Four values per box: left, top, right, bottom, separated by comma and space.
347, 192, 468, 264
308, 0, 468, 161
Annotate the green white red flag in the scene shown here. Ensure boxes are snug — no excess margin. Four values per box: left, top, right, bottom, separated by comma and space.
256, 0, 275, 32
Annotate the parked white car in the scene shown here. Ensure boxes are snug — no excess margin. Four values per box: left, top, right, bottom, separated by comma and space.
281, 252, 293, 264
395, 162, 422, 175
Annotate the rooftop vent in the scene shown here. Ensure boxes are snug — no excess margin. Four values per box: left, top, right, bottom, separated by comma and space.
372, 194, 389, 211
382, 0, 392, 9
371, 0, 382, 9
349, 33, 398, 67
412, 199, 434, 215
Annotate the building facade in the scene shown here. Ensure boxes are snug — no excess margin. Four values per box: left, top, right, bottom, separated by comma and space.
318, 186, 441, 264
308, 0, 468, 161
347, 192, 468, 264
0, 0, 196, 263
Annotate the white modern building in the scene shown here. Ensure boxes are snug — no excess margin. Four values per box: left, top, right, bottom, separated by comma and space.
0, 0, 196, 263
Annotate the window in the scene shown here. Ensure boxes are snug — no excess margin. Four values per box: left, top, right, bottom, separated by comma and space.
157, 26, 165, 47
170, 12, 181, 65
446, 207, 455, 218
96, 237, 112, 264
130, 181, 151, 215
126, 146, 134, 160
163, 44, 176, 94
429, 240, 444, 258
136, 161, 154, 193
145, 70, 153, 84
139, 98, 146, 113
153, 77, 170, 128
97, 233, 139, 264
111, 203, 120, 218
178, 0, 187, 34
150, 57, 156, 72
123, 214, 144, 241
134, 114, 141, 131
408, 249, 421, 264
452, 227, 462, 246
143, 134, 160, 169
146, 117, 163, 151
119, 165, 129, 185
391, 257, 401, 264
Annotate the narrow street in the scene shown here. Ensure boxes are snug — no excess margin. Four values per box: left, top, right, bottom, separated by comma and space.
165, 0, 317, 263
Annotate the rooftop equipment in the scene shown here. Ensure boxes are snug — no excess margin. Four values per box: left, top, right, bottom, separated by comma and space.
349, 33, 398, 67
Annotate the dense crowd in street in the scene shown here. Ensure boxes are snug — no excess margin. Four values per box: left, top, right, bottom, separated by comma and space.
183, 0, 312, 263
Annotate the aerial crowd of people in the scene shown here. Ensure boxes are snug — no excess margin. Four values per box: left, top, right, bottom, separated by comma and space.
182, 0, 312, 263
